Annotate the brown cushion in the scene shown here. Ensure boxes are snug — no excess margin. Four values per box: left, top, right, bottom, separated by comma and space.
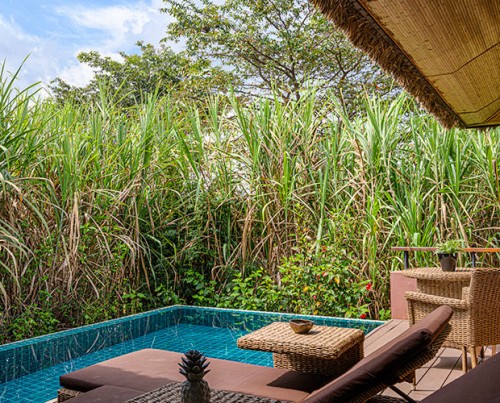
421, 353, 500, 403
303, 305, 453, 403
66, 385, 143, 402
60, 349, 328, 401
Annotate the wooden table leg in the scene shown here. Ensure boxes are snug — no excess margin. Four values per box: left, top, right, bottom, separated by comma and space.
461, 346, 468, 373
469, 346, 478, 369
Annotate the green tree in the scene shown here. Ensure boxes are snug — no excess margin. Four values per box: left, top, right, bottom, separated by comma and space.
162, 0, 394, 106
50, 41, 235, 106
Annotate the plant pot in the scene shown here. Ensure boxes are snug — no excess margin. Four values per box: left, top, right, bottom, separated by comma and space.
438, 253, 457, 271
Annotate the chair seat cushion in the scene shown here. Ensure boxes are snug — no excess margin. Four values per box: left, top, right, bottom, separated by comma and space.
303, 305, 453, 403
60, 349, 328, 402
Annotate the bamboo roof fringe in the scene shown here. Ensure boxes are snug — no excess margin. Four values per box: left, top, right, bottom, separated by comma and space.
311, 0, 500, 129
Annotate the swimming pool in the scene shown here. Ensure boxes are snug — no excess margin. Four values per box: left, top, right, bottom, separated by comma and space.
0, 306, 382, 402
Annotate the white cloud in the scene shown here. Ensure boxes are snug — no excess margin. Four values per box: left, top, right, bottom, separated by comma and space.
0, 15, 58, 89
1, 1, 172, 89
55, 1, 172, 54
57, 62, 95, 87
53, 1, 172, 87
0, 15, 39, 54
59, 49, 126, 87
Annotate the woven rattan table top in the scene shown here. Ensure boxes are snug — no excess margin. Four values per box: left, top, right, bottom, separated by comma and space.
403, 267, 472, 281
237, 322, 364, 359
127, 382, 289, 403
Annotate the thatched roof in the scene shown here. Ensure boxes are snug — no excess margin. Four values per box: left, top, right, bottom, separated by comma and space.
312, 0, 500, 129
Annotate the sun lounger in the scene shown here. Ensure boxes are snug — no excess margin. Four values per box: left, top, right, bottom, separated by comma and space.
420, 351, 500, 403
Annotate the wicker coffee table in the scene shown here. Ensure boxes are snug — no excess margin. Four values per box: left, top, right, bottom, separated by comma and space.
403, 267, 472, 299
127, 382, 290, 403
237, 322, 364, 377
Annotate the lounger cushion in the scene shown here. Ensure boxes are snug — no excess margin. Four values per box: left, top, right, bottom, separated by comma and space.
60, 349, 327, 401
304, 305, 453, 403
421, 353, 500, 403
63, 385, 143, 402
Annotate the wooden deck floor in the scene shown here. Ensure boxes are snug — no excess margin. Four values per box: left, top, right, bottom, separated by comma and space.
365, 319, 498, 400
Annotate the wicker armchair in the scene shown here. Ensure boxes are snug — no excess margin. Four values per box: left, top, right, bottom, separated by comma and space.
405, 268, 500, 372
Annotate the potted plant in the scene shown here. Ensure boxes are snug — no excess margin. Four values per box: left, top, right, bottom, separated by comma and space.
435, 240, 464, 271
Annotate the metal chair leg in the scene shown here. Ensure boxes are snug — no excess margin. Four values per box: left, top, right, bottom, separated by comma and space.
479, 346, 485, 363
389, 385, 417, 403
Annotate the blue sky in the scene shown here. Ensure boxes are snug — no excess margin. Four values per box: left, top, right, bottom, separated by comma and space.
1, 0, 172, 90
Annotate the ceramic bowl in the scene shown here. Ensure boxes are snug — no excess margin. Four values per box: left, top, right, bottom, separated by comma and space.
289, 319, 314, 334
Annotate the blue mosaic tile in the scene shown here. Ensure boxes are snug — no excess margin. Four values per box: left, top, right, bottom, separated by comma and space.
0, 306, 382, 403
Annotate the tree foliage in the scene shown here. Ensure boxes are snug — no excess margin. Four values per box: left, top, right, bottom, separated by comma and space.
50, 41, 235, 106
51, 0, 395, 110
162, 0, 394, 105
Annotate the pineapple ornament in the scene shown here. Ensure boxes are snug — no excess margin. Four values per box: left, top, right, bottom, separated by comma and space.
179, 350, 211, 403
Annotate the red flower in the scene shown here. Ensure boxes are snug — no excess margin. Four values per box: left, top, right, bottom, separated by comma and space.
366, 283, 372, 291
312, 295, 317, 300
360, 313, 367, 319
322, 271, 328, 277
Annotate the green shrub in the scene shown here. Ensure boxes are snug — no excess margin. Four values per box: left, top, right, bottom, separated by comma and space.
276, 243, 372, 318
4, 290, 59, 342
183, 240, 374, 319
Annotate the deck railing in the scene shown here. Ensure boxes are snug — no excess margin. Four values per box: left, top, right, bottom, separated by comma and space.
391, 247, 500, 269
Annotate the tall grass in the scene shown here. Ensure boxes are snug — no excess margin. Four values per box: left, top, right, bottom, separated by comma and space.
0, 65, 499, 341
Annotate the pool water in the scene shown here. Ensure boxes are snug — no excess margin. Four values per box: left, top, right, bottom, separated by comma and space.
0, 306, 382, 402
